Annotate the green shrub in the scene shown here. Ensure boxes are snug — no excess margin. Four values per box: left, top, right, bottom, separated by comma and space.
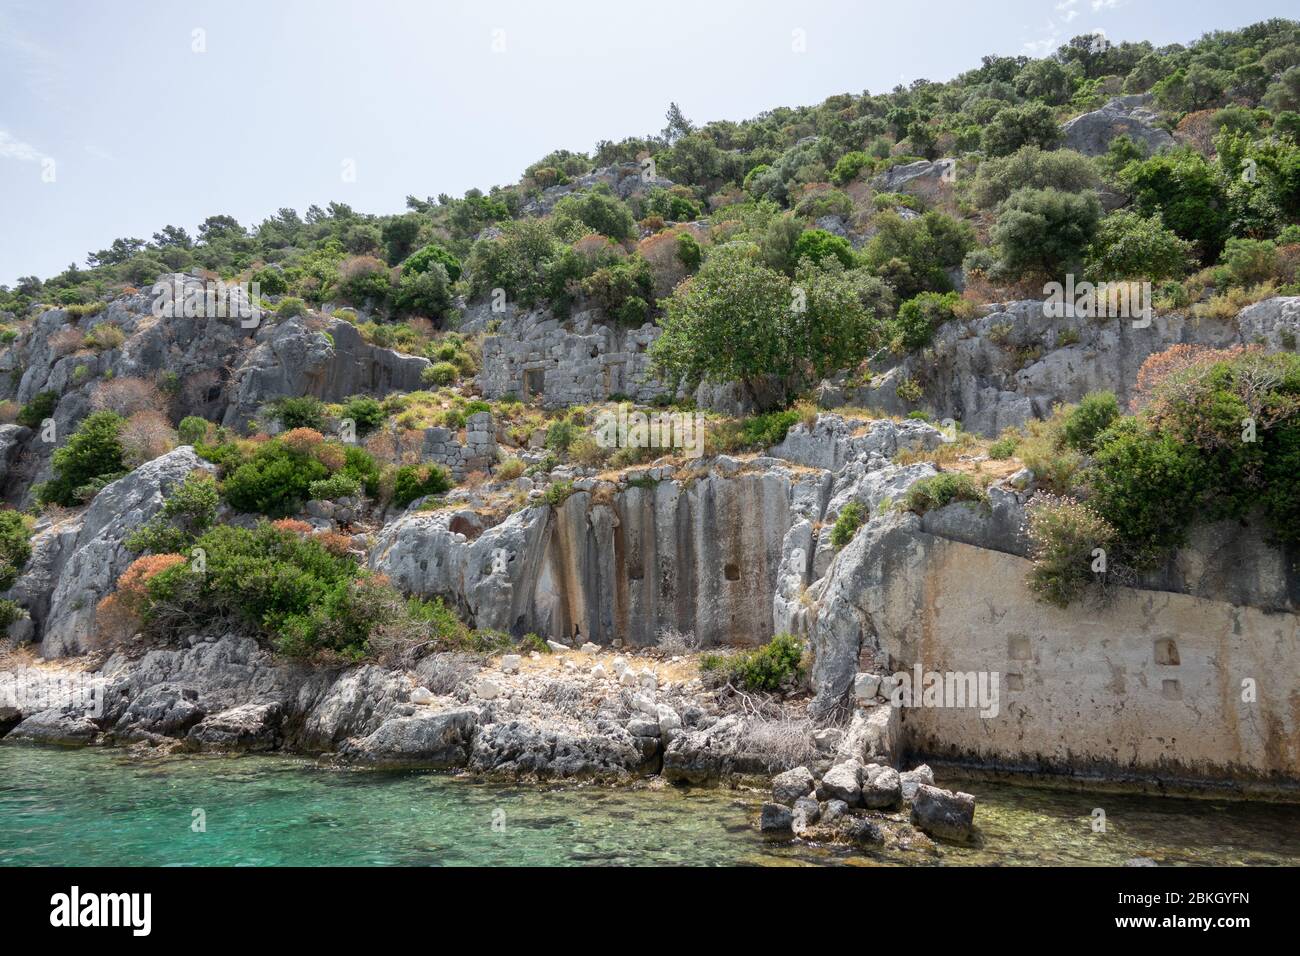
0, 509, 33, 591
389, 464, 452, 508
708, 633, 805, 692
861, 210, 975, 301
676, 232, 703, 270
125, 472, 219, 555
545, 418, 578, 452
253, 266, 289, 296
987, 436, 1020, 459
1086, 417, 1207, 567
222, 441, 329, 518
1025, 494, 1117, 608
0, 598, 25, 630
394, 264, 452, 318
342, 444, 382, 497
308, 474, 362, 500
792, 229, 855, 269
271, 396, 326, 430
741, 409, 800, 448
341, 395, 385, 435
16, 391, 58, 429
337, 256, 393, 305
518, 632, 551, 655
890, 291, 963, 351
275, 297, 307, 319
422, 361, 458, 387
36, 411, 127, 506
402, 242, 462, 283
553, 187, 636, 242
1119, 148, 1231, 261
982, 102, 1062, 157
831, 151, 873, 186
543, 480, 576, 507
177, 416, 209, 445
1217, 238, 1278, 288
1084, 210, 1196, 282
141, 523, 429, 660
1061, 391, 1120, 453
991, 187, 1102, 279
969, 146, 1101, 210
829, 501, 866, 549
902, 472, 985, 514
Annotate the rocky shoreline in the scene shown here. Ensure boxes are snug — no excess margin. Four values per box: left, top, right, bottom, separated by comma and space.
0, 632, 982, 853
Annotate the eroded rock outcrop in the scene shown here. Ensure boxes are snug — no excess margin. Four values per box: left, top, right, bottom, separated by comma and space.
1060, 94, 1175, 157
8, 447, 212, 658
826, 297, 1300, 435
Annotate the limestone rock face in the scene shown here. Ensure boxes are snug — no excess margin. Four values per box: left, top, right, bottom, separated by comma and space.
1061, 95, 1175, 157
1, 279, 431, 503
114, 683, 206, 740
187, 702, 283, 752
871, 158, 957, 193
8, 709, 102, 745
834, 298, 1298, 436
223, 316, 428, 430
809, 511, 933, 716
662, 715, 746, 785
468, 719, 645, 779
373, 466, 813, 647
21, 447, 213, 658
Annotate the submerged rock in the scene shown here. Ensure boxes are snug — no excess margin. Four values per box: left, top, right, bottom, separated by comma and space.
910, 784, 976, 842
759, 802, 794, 834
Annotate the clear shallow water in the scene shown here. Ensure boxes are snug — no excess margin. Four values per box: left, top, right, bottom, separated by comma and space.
1, 745, 1298, 866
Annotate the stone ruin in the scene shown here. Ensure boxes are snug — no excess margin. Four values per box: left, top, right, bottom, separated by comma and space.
476, 308, 666, 408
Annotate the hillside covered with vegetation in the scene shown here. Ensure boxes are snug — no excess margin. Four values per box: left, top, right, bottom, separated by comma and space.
3, 19, 1299, 403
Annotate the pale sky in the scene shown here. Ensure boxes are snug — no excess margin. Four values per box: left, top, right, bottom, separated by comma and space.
0, 0, 1292, 285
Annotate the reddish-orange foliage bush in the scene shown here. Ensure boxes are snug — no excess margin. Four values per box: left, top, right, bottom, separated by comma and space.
638, 224, 706, 299
313, 442, 346, 470
315, 532, 354, 556
94, 592, 138, 647
115, 553, 187, 611
280, 427, 325, 454
338, 255, 388, 282
573, 233, 625, 263
1131, 344, 1251, 412
272, 518, 313, 535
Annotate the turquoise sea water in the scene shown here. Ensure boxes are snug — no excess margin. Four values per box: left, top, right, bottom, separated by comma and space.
2, 745, 1298, 866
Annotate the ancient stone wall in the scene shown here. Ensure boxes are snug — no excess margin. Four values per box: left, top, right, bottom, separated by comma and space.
419, 410, 497, 479
477, 308, 665, 407
891, 538, 1300, 789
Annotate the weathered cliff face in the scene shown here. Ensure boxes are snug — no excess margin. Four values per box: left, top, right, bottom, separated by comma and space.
0, 275, 428, 501
373, 465, 824, 646
1059, 94, 1176, 157
368, 417, 943, 647
9, 447, 213, 658
222, 314, 428, 430
824, 296, 1300, 436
